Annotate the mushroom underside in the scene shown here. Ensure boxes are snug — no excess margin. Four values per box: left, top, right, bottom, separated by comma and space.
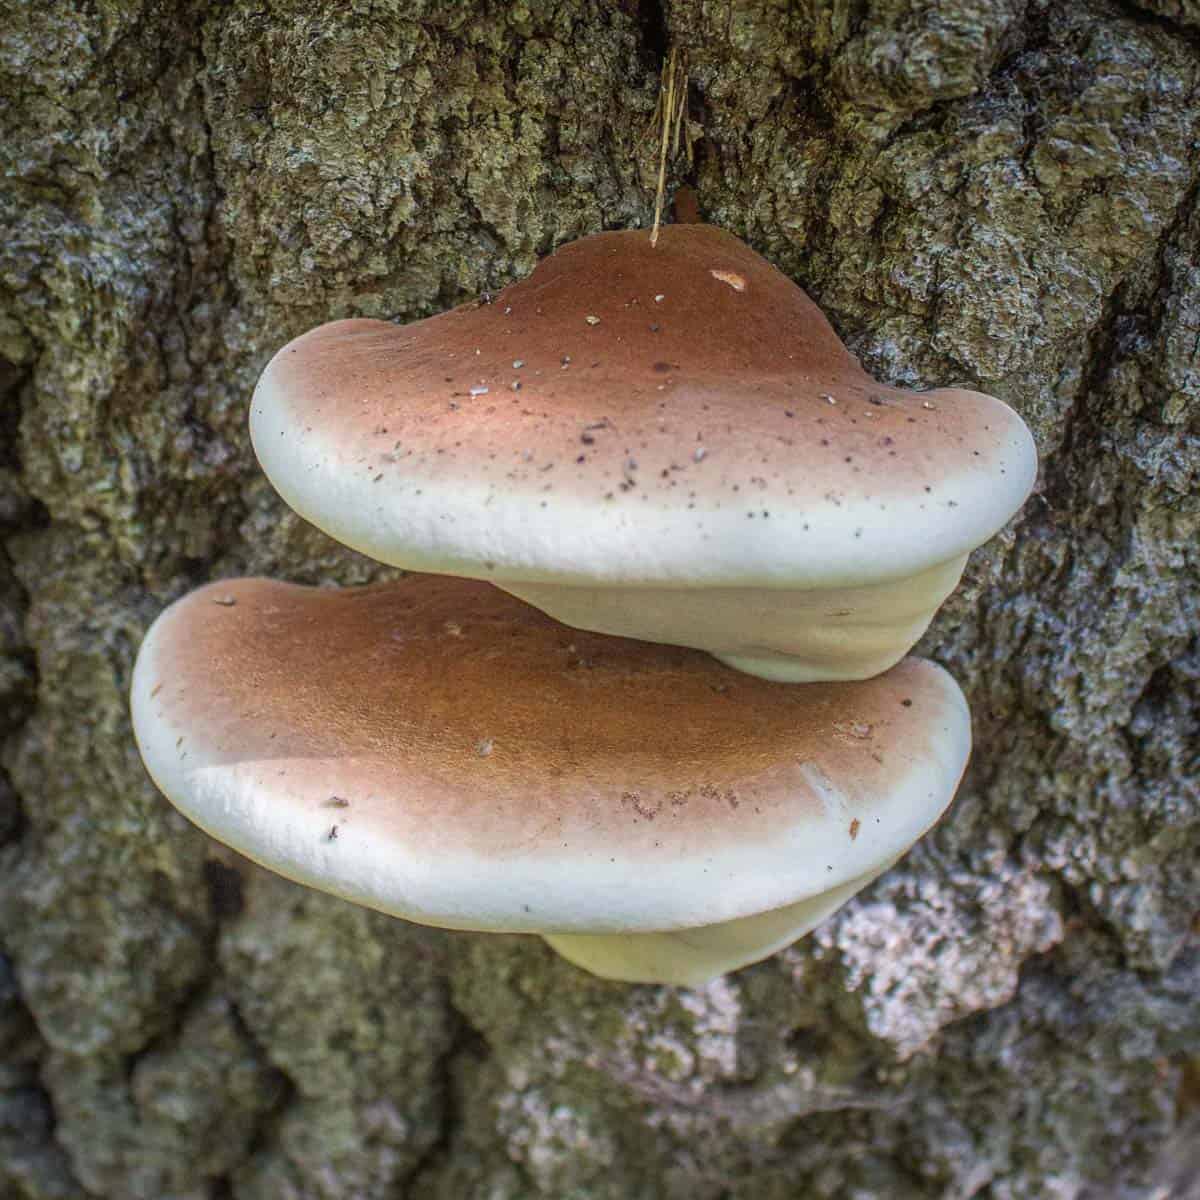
499, 555, 968, 682
542, 859, 897, 985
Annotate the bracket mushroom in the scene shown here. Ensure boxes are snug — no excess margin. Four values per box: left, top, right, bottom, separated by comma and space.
251, 224, 1037, 682
131, 575, 971, 986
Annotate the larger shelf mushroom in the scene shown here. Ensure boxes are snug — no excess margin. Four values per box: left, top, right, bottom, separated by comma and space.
251, 224, 1037, 682
131, 575, 970, 986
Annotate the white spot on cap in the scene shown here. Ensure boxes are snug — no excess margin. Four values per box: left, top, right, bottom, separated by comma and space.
797, 761, 849, 819
710, 269, 746, 292
834, 721, 874, 740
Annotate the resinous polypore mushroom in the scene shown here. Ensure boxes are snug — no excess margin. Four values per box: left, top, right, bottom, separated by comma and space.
131, 575, 971, 986
250, 224, 1036, 682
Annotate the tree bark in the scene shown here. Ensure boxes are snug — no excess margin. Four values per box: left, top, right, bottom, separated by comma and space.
1, 1, 1197, 1197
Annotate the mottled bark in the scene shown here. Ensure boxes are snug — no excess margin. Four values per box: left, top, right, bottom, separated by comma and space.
1, 1, 1197, 1197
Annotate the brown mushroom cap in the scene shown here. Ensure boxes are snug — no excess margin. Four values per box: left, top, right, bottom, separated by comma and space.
131, 575, 970, 935
251, 224, 1035, 591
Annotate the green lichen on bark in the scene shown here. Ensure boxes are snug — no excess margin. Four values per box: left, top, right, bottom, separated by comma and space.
1, 1, 1197, 1197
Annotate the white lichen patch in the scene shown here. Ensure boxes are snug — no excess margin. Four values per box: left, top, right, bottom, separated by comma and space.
495, 1086, 616, 1194
675, 976, 742, 1079
595, 975, 744, 1113
814, 859, 1064, 1058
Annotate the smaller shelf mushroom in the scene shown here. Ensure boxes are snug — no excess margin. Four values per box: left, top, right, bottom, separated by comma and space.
250, 224, 1037, 682
131, 575, 971, 986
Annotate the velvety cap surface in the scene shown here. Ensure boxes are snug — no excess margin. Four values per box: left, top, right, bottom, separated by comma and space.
251, 225, 1036, 588
131, 575, 971, 933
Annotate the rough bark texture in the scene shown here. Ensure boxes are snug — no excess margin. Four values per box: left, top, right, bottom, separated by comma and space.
1, 1, 1198, 1197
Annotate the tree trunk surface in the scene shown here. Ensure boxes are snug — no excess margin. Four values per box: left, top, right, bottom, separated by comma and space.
1, 1, 1198, 1197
